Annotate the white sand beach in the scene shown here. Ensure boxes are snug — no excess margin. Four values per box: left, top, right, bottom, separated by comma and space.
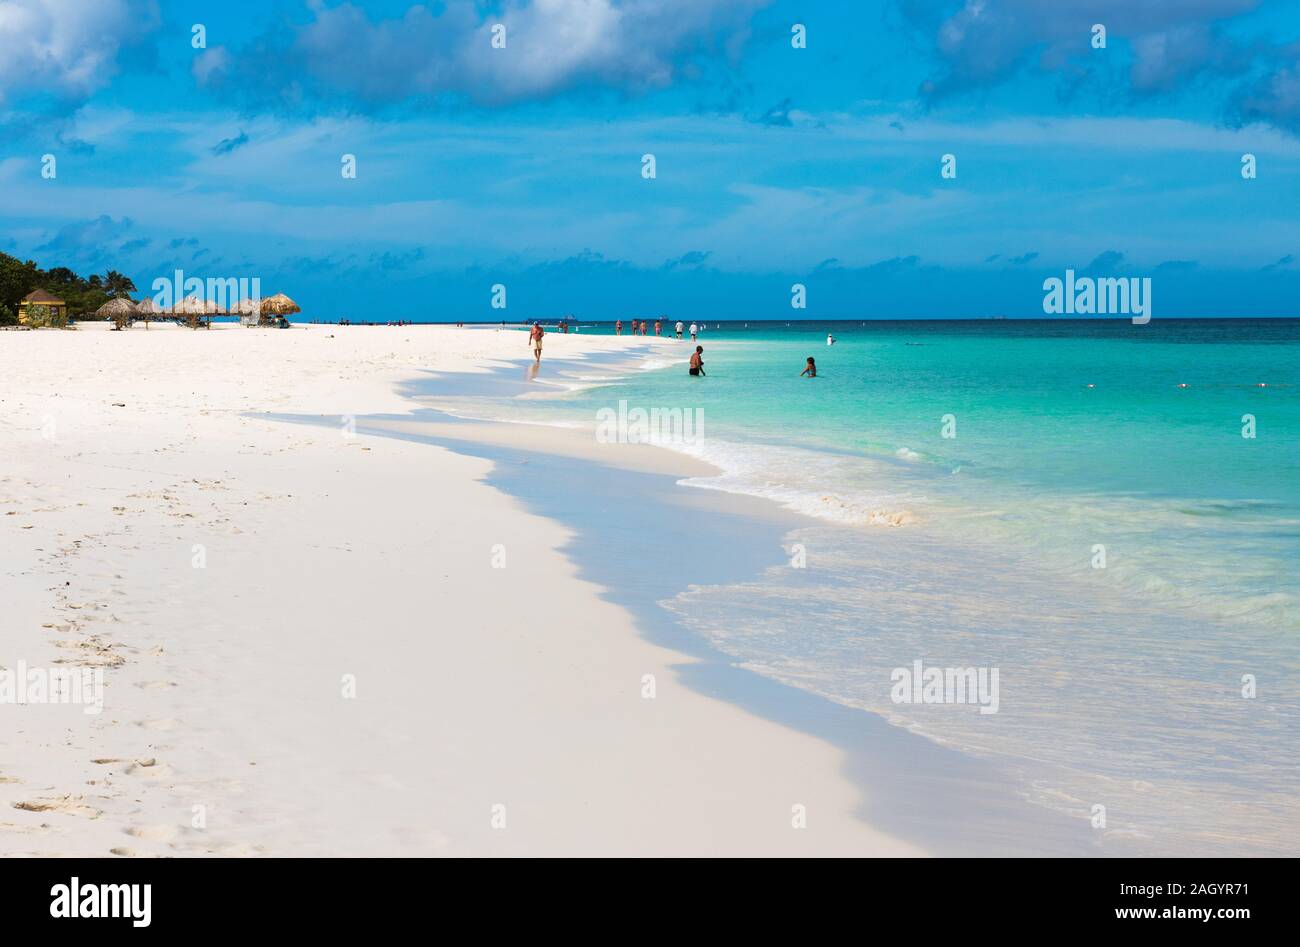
0, 323, 921, 857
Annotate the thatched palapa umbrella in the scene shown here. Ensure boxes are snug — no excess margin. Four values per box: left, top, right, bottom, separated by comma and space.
175, 294, 207, 329
259, 292, 300, 326
233, 297, 259, 327
97, 297, 138, 330
136, 297, 158, 329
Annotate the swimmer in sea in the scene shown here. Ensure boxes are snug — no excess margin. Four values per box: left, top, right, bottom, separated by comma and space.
801, 357, 816, 377
689, 346, 705, 377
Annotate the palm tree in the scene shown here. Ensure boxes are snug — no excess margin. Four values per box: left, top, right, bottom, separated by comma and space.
101, 270, 137, 299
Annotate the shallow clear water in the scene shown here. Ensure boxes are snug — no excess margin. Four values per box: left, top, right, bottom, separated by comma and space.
430, 319, 1300, 854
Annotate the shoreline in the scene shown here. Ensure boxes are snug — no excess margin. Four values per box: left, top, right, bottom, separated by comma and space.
1, 323, 924, 856
417, 344, 1299, 858
330, 355, 1101, 857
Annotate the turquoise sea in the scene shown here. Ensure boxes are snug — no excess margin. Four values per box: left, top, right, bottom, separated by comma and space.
437, 318, 1300, 854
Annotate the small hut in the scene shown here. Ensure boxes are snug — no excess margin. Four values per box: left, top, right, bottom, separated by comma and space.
18, 290, 68, 328
97, 297, 138, 330
259, 293, 300, 327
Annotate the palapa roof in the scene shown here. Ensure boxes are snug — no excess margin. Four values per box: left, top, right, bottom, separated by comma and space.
136, 298, 159, 314
96, 297, 139, 316
23, 289, 65, 305
260, 292, 301, 315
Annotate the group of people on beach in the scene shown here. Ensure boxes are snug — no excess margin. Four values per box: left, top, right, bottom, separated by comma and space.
526, 318, 815, 379
615, 319, 655, 336
613, 319, 702, 341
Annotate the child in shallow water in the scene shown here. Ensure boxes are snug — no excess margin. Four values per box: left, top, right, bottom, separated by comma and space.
801, 357, 816, 377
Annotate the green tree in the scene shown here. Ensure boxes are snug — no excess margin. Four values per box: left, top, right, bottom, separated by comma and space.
102, 270, 137, 298
0, 252, 39, 314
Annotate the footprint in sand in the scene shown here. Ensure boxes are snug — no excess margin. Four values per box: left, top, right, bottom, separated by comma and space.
134, 681, 177, 690
0, 820, 52, 835
206, 841, 264, 857
125, 824, 180, 842
135, 718, 180, 731
110, 847, 140, 857
124, 760, 174, 780
12, 796, 101, 818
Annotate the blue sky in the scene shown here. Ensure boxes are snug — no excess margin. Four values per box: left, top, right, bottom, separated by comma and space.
2, 0, 1299, 319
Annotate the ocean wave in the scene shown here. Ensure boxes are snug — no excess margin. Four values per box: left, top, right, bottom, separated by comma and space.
669, 437, 923, 528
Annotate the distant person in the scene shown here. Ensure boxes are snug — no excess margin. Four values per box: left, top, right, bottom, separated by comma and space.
616, 319, 623, 336
530, 322, 544, 362
654, 319, 662, 336
689, 346, 705, 377
689, 322, 698, 342
675, 321, 684, 339
827, 333, 835, 345
801, 357, 817, 378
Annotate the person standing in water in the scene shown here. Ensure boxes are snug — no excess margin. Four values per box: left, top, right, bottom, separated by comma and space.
689, 322, 699, 342
615, 319, 623, 336
654, 319, 662, 336
801, 357, 816, 377
689, 346, 705, 376
529, 322, 545, 362
675, 320, 684, 339
827, 333, 835, 345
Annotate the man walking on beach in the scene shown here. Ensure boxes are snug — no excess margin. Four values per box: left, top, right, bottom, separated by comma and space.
675, 320, 683, 339
530, 322, 544, 362
689, 322, 699, 342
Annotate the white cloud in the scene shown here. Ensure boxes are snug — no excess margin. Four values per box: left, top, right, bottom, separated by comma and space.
192, 47, 232, 87
0, 0, 157, 103
213, 0, 770, 107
